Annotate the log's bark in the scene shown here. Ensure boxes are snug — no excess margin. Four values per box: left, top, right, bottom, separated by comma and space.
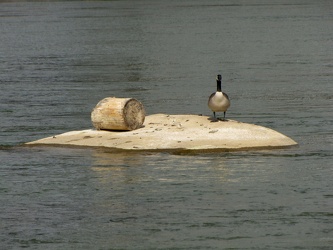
91, 97, 145, 131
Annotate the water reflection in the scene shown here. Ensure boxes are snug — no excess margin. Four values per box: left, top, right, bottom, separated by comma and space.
90, 150, 231, 186
90, 151, 147, 185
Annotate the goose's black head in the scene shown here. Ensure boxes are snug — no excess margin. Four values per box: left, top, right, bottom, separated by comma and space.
216, 74, 222, 81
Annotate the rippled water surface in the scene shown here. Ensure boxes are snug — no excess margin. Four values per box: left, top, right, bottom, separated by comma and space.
1, 0, 332, 249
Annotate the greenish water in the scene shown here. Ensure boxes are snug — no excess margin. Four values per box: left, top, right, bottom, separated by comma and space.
0, 0, 332, 249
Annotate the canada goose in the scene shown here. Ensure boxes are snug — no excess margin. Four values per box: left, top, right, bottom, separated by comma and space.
208, 74, 230, 121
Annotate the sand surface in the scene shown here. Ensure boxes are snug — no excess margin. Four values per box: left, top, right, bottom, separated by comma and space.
26, 114, 297, 152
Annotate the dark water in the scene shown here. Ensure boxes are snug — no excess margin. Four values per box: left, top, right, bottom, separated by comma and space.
1, 0, 332, 249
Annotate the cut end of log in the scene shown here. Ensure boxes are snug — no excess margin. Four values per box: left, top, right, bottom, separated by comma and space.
91, 97, 145, 131
123, 99, 146, 130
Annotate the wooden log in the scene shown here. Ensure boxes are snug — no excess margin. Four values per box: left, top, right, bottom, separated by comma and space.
91, 97, 145, 131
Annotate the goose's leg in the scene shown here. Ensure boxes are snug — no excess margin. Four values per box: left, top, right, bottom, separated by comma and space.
222, 111, 227, 121
211, 112, 218, 122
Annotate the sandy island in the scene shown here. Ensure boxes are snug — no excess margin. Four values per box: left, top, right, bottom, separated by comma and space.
25, 114, 298, 152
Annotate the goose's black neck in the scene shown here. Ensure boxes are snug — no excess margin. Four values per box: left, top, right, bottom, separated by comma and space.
216, 79, 222, 92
